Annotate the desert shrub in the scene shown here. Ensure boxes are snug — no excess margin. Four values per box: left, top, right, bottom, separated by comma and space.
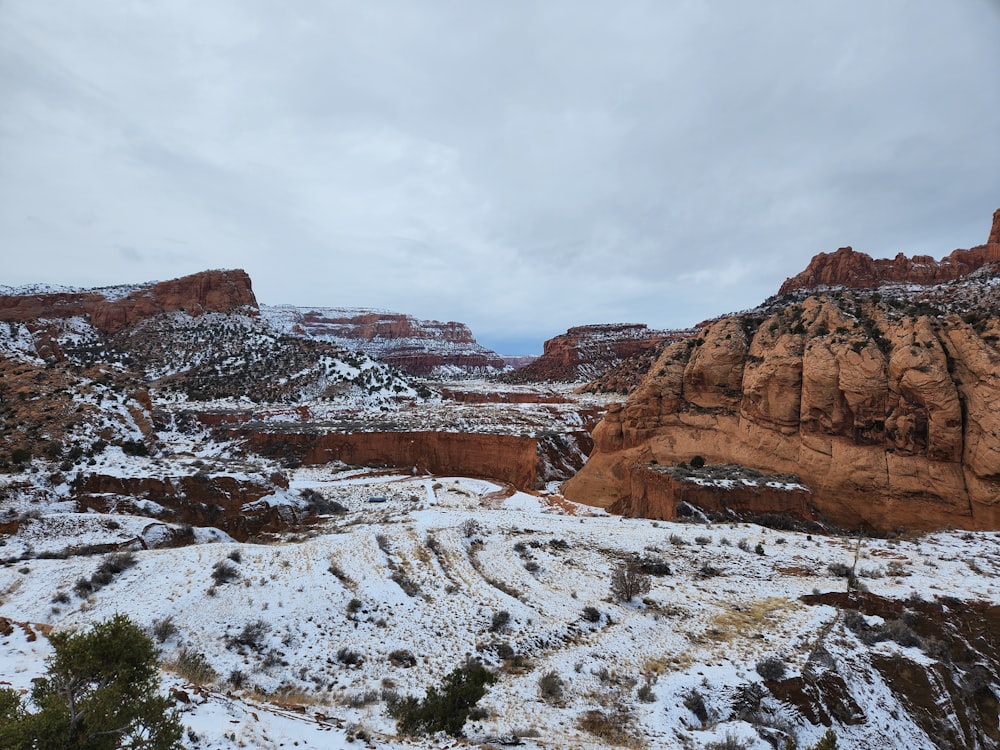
523, 560, 540, 573
229, 620, 270, 652
388, 660, 496, 738
637, 676, 657, 703
0, 615, 182, 748
610, 561, 652, 602
346, 598, 363, 615
227, 669, 247, 689
50, 591, 70, 605
120, 440, 149, 456
390, 571, 421, 597
489, 609, 511, 633
227, 549, 242, 563
10, 448, 31, 465
577, 708, 640, 746
697, 563, 723, 579
737, 538, 751, 552
690, 455, 706, 469
695, 535, 711, 545
328, 561, 351, 582
582, 606, 602, 623
74, 552, 137, 597
731, 681, 767, 722
151, 615, 178, 643
211, 560, 240, 585
170, 647, 217, 683
827, 562, 852, 578
637, 558, 672, 576
683, 688, 709, 725
810, 729, 838, 749
300, 488, 347, 514
461, 519, 481, 538
755, 656, 786, 681
706, 735, 751, 750
538, 670, 565, 702
337, 647, 364, 666
389, 649, 417, 668
754, 542, 765, 555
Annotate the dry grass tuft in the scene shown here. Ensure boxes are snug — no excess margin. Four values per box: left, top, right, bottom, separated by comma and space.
707, 597, 797, 642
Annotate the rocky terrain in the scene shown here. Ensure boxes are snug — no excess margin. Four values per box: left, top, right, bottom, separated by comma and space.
778, 209, 1000, 294
262, 306, 507, 377
1, 215, 1000, 748
504, 323, 674, 384
566, 210, 1000, 534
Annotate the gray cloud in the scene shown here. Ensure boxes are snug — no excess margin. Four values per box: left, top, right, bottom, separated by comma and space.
1, 1, 998, 353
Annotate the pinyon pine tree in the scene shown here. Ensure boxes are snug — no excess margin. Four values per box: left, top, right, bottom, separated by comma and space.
0, 614, 182, 749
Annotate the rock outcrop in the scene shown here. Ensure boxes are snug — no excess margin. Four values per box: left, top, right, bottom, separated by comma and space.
72, 472, 295, 542
239, 429, 542, 490
779, 241, 1000, 295
262, 306, 506, 376
0, 269, 257, 334
505, 324, 669, 383
566, 213, 1000, 532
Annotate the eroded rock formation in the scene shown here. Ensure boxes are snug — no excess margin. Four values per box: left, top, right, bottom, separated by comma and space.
0, 269, 257, 334
239, 430, 542, 490
72, 472, 293, 541
263, 306, 505, 375
779, 238, 1000, 295
506, 324, 669, 383
566, 214, 1000, 532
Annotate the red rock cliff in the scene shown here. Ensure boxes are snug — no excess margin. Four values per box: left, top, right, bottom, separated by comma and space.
566, 213, 1000, 532
779, 213, 1000, 294
506, 324, 667, 382
0, 269, 257, 333
241, 430, 541, 490
264, 307, 506, 375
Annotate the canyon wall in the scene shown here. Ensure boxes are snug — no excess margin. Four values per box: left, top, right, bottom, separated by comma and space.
0, 269, 257, 333
262, 306, 506, 375
506, 324, 668, 383
778, 213, 1000, 294
241, 430, 541, 491
566, 218, 1000, 532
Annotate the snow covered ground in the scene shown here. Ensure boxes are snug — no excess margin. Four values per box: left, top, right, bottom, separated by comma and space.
2, 464, 998, 749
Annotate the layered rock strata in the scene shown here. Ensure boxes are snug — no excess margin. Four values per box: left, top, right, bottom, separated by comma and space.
566, 215, 1000, 532
506, 324, 669, 383
779, 213, 1000, 294
262, 307, 505, 376
0, 269, 257, 333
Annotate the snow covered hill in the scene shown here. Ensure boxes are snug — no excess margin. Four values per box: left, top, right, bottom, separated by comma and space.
2, 465, 998, 749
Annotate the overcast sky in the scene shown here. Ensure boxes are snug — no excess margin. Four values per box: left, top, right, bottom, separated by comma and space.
2, 2, 998, 354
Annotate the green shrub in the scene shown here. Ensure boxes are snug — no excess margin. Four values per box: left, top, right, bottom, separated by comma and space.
388, 660, 496, 737
0, 614, 182, 748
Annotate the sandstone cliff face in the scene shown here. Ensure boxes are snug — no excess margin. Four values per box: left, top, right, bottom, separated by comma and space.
778, 243, 1000, 295
0, 269, 257, 334
506, 324, 668, 383
72, 472, 294, 542
565, 292, 1000, 532
240, 430, 541, 490
262, 306, 506, 376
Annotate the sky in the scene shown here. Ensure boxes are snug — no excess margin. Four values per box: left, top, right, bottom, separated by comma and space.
1, 2, 998, 355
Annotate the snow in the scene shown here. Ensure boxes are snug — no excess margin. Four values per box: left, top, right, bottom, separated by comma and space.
3, 463, 998, 748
